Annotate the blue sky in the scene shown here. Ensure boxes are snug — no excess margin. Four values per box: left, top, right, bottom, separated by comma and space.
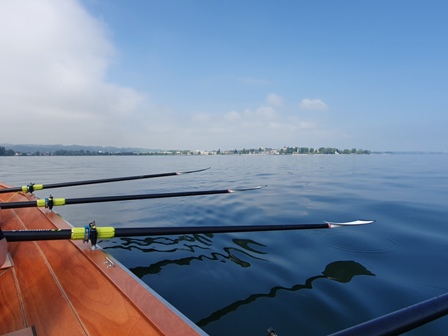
1, 1, 447, 151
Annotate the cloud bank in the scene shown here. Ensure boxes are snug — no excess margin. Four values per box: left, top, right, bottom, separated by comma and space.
0, 0, 144, 146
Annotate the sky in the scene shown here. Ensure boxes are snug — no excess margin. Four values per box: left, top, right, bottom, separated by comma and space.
1, 0, 447, 151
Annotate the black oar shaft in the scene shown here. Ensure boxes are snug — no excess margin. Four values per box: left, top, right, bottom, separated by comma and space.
113, 224, 331, 237
3, 223, 331, 242
4, 230, 72, 241
0, 201, 37, 209
41, 168, 209, 188
64, 189, 231, 206
32, 172, 179, 189
3, 218, 372, 242
3, 223, 330, 242
0, 167, 210, 194
0, 186, 22, 193
0, 187, 264, 210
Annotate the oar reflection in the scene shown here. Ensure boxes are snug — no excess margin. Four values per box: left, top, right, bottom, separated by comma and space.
103, 233, 269, 275
196, 260, 375, 327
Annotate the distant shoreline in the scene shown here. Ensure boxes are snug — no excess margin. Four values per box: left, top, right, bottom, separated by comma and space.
0, 151, 447, 157
1, 144, 446, 157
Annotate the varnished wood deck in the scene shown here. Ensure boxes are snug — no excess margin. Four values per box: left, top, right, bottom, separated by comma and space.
0, 184, 205, 336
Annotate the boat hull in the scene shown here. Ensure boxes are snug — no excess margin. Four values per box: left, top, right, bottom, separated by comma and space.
0, 184, 205, 335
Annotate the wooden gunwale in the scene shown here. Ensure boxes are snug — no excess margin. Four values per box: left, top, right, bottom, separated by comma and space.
0, 183, 205, 336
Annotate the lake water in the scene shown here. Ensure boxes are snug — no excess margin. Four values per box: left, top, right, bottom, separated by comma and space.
1, 154, 448, 335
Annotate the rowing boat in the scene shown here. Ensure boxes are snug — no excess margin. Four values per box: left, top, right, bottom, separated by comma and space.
0, 170, 378, 336
0, 183, 206, 335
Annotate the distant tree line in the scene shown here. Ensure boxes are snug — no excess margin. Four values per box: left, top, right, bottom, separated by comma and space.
0, 146, 15, 156
52, 150, 166, 156
278, 147, 371, 155
1, 146, 371, 156
236, 147, 371, 155
54, 149, 116, 156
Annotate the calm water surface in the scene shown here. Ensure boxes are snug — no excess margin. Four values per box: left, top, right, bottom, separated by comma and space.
1, 154, 448, 335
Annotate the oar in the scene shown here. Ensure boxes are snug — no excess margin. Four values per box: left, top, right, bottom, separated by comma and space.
0, 167, 210, 194
0, 186, 266, 210
2, 220, 374, 242
330, 292, 448, 336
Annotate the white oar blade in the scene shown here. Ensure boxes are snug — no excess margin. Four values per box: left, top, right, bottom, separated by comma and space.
177, 167, 211, 175
325, 220, 375, 228
228, 185, 267, 193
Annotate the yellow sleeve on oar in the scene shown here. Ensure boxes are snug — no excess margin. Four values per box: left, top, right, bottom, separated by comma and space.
71, 227, 116, 240
21, 184, 44, 192
36, 198, 66, 207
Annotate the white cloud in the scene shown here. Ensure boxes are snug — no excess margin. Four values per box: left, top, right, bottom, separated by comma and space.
224, 111, 241, 121
256, 106, 277, 119
299, 98, 329, 110
0, 0, 145, 146
165, 102, 327, 150
266, 93, 284, 107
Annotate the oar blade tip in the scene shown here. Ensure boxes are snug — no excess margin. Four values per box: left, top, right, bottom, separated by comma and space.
177, 167, 211, 175
228, 185, 267, 193
326, 219, 375, 228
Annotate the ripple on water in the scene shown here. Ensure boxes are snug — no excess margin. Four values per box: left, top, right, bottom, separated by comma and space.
325, 231, 396, 253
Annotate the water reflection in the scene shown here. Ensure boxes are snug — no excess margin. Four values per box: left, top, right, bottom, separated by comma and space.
196, 260, 375, 327
103, 237, 375, 328
103, 233, 268, 276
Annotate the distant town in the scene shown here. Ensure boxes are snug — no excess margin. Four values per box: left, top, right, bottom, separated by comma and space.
1, 145, 371, 156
